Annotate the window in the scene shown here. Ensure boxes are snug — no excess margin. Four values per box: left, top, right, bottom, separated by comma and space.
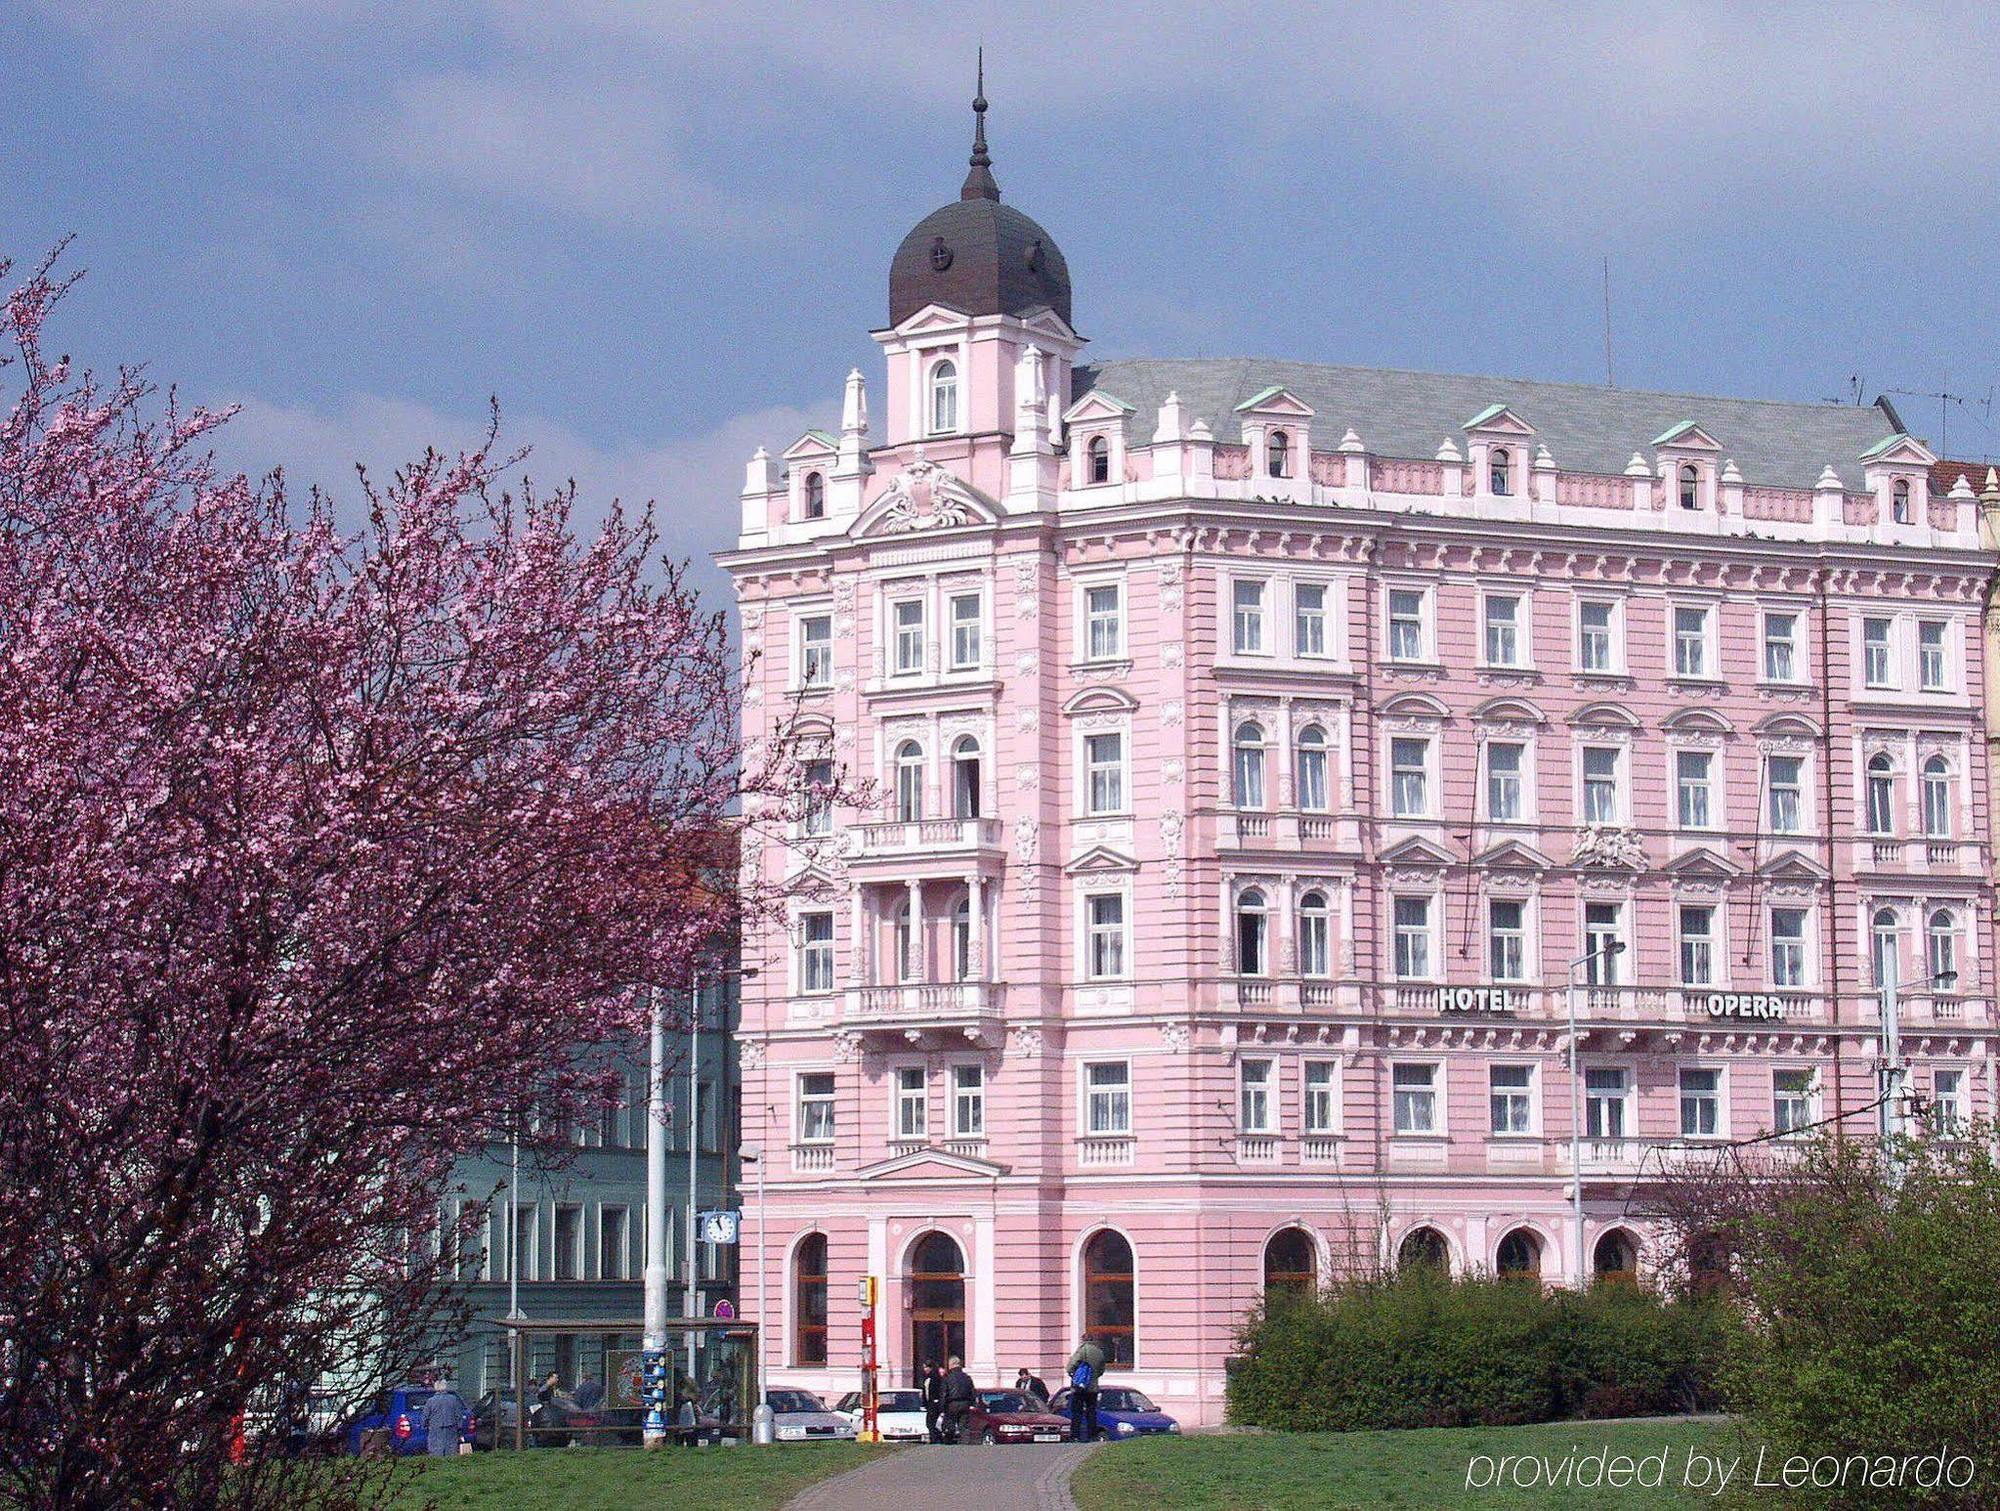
797, 1073, 836, 1143
1675, 750, 1714, 829
509, 1203, 538, 1282
804, 471, 826, 520
928, 359, 957, 434
1390, 737, 1429, 818
1086, 732, 1124, 815
1295, 725, 1329, 811
1919, 621, 1949, 690
891, 900, 916, 982
1489, 1064, 1533, 1135
1388, 588, 1427, 661
800, 614, 833, 688
1680, 1068, 1722, 1138
1304, 1060, 1338, 1134
1294, 583, 1328, 657
1931, 1068, 1968, 1135
598, 1205, 629, 1280
1233, 722, 1267, 808
1489, 447, 1511, 496
794, 1234, 829, 1366
1486, 742, 1523, 821
799, 913, 835, 994
802, 757, 835, 837
1398, 1227, 1449, 1271
1084, 583, 1123, 659
1678, 463, 1700, 510
1892, 478, 1912, 524
952, 736, 981, 820
1871, 907, 1901, 989
1678, 905, 1715, 986
1392, 897, 1432, 979
951, 893, 972, 981
1298, 890, 1331, 977
1239, 1059, 1275, 1132
1927, 909, 1959, 986
1673, 605, 1710, 677
1232, 580, 1267, 654
1862, 617, 1892, 687
553, 1203, 583, 1280
1772, 1069, 1814, 1136
1267, 429, 1290, 478
951, 1064, 984, 1137
893, 599, 925, 675
1483, 594, 1522, 666
1086, 434, 1110, 484
1086, 894, 1126, 979
894, 740, 925, 823
1584, 1066, 1629, 1138
1392, 1063, 1438, 1134
1866, 755, 1895, 835
1264, 1228, 1315, 1302
1582, 746, 1621, 825
1921, 757, 1950, 837
894, 1066, 927, 1141
1584, 904, 1623, 985
1235, 888, 1269, 976
1578, 600, 1615, 672
1488, 897, 1527, 981
1770, 907, 1808, 987
948, 593, 981, 670
1082, 1230, 1136, 1367
1767, 755, 1803, 834
1084, 1062, 1131, 1134
1763, 612, 1799, 681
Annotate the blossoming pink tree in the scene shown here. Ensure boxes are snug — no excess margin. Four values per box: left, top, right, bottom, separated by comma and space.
0, 253, 811, 1508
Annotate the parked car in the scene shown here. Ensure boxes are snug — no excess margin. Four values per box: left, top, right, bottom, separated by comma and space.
765, 1388, 857, 1442
1048, 1385, 1181, 1439
345, 1384, 472, 1456
959, 1388, 1072, 1445
832, 1388, 930, 1440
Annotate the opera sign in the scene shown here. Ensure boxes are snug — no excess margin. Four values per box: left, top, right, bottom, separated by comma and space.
1691, 992, 1793, 1021
1437, 987, 1522, 1014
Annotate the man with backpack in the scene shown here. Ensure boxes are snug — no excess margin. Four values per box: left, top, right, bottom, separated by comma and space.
1064, 1336, 1107, 1444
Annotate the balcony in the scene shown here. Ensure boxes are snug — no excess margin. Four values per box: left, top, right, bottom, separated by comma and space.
1301, 1135, 1343, 1165
844, 981, 1005, 1042
1235, 1135, 1280, 1164
1076, 1136, 1136, 1168
1898, 993, 1990, 1027
851, 816, 1004, 863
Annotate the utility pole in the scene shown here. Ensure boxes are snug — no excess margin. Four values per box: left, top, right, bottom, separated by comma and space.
642, 986, 669, 1448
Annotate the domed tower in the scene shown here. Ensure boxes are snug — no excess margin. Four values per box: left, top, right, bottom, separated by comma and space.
874, 54, 1083, 467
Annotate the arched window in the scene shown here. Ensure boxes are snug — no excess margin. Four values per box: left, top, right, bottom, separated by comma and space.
1893, 478, 1912, 524
1872, 907, 1902, 990
893, 899, 917, 983
952, 736, 982, 820
1233, 721, 1266, 809
804, 471, 826, 520
1398, 1226, 1449, 1273
1866, 754, 1895, 836
895, 740, 925, 824
1263, 1227, 1316, 1303
1298, 889, 1331, 977
1927, 908, 1959, 987
952, 892, 973, 982
1236, 888, 1268, 976
1679, 463, 1700, 510
1495, 1227, 1542, 1279
1295, 724, 1329, 811
794, 1233, 829, 1365
1082, 1230, 1136, 1367
1593, 1229, 1639, 1286
1922, 755, 1951, 837
1267, 429, 1291, 478
928, 360, 958, 435
1489, 447, 1511, 496
1087, 434, 1110, 485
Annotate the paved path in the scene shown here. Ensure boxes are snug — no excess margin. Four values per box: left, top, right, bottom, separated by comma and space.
787, 1442, 1101, 1511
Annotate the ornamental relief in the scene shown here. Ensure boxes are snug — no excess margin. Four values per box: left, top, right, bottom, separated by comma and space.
1159, 811, 1185, 897
1756, 736, 1812, 757
1010, 1026, 1044, 1058
1015, 651, 1039, 679
1162, 758, 1185, 784
1163, 699, 1185, 728
1384, 866, 1444, 887
1160, 1021, 1191, 1054
1162, 642, 1185, 669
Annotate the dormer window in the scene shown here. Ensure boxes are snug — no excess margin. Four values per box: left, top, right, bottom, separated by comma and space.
1087, 434, 1110, 485
1268, 430, 1291, 478
803, 471, 826, 520
1679, 464, 1700, 510
1489, 448, 1511, 496
928, 359, 958, 435
1892, 479, 1912, 524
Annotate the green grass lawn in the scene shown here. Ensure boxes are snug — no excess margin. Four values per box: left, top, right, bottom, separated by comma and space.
1071, 1418, 1741, 1511
384, 1442, 895, 1510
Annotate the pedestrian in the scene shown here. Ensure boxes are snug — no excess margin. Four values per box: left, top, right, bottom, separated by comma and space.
421, 1377, 468, 1457
941, 1355, 975, 1444
920, 1361, 944, 1443
1065, 1336, 1107, 1444
1013, 1366, 1048, 1406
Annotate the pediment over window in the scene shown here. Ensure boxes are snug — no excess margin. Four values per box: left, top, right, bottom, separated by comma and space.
854, 1147, 1010, 1181
1662, 707, 1735, 736
1062, 685, 1139, 716
1758, 848, 1830, 882
1233, 385, 1316, 419
888, 303, 975, 337
791, 864, 845, 900
781, 430, 839, 463
1379, 835, 1457, 867
1858, 434, 1937, 467
1379, 690, 1451, 720
853, 457, 1001, 537
1478, 839, 1554, 871
1063, 390, 1136, 425
1753, 712, 1823, 739
1652, 420, 1723, 452
1568, 700, 1641, 730
1461, 403, 1536, 437
1469, 696, 1547, 726
1064, 844, 1139, 876
1663, 846, 1743, 878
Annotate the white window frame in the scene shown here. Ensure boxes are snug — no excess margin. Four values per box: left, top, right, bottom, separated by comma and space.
892, 1065, 928, 1141
1294, 724, 1331, 812
1678, 1065, 1725, 1140
927, 357, 958, 436
798, 612, 834, 689
1670, 602, 1716, 680
1238, 1058, 1276, 1134
1772, 1066, 1817, 1137
798, 911, 836, 995
1765, 753, 1806, 835
1768, 905, 1812, 988
1081, 1060, 1132, 1136
950, 1063, 985, 1138
1677, 903, 1718, 987
1761, 608, 1803, 684
1297, 889, 1333, 977
1921, 756, 1953, 838
1391, 894, 1435, 981
947, 591, 983, 672
1487, 895, 1529, 982
1231, 578, 1269, 656
796, 1071, 837, 1145
1303, 1059, 1340, 1135
1293, 580, 1332, 659
1861, 616, 1894, 690
1580, 744, 1626, 826
1079, 578, 1125, 662
1674, 747, 1718, 831
1582, 1063, 1632, 1139
1388, 735, 1433, 819
1082, 890, 1129, 981
1487, 1062, 1537, 1137
1918, 619, 1952, 692
1484, 739, 1527, 823
1480, 590, 1528, 669
1083, 730, 1127, 817
891, 596, 926, 677
1575, 596, 1623, 675
1931, 1066, 1968, 1136
1391, 1061, 1441, 1136
1385, 584, 1433, 663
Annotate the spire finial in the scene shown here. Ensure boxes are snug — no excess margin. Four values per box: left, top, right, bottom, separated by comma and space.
961, 46, 1000, 201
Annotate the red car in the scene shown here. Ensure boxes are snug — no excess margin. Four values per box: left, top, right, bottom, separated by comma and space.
958, 1388, 1073, 1445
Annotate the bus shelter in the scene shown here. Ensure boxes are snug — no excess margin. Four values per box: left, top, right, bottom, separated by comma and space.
496, 1317, 760, 1450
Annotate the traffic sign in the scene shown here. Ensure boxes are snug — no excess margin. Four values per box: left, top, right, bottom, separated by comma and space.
713, 1299, 737, 1320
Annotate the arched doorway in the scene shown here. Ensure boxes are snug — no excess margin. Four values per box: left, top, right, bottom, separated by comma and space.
1496, 1227, 1542, 1280
1397, 1226, 1449, 1273
793, 1233, 828, 1366
1593, 1229, 1639, 1287
908, 1232, 965, 1383
1082, 1230, 1136, 1367
1263, 1227, 1316, 1304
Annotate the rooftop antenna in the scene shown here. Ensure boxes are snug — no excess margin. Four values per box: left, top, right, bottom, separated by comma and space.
1884, 372, 1993, 455
1601, 254, 1614, 387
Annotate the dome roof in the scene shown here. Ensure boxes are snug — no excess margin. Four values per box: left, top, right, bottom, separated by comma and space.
887, 60, 1072, 328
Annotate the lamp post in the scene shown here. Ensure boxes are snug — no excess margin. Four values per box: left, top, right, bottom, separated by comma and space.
1882, 961, 1956, 1187
1566, 937, 1627, 1290
739, 1145, 765, 1371
642, 986, 670, 1448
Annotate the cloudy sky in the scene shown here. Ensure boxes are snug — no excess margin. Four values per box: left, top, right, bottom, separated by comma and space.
8, 3, 1999, 607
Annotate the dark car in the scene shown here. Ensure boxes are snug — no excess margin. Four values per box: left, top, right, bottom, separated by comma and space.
1048, 1385, 1181, 1439
346, 1385, 471, 1456
958, 1388, 1072, 1445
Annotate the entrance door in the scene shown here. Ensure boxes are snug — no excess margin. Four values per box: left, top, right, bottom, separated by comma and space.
907, 1232, 966, 1385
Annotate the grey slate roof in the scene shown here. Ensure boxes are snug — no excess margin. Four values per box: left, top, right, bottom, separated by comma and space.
1072, 357, 1907, 491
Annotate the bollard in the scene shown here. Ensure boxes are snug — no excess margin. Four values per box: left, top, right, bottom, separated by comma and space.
751, 1402, 775, 1446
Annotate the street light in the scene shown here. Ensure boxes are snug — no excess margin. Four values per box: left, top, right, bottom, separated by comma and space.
1566, 937, 1627, 1290
1882, 962, 1956, 1186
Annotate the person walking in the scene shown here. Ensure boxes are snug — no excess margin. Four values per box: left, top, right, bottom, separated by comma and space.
1013, 1367, 1048, 1406
1065, 1337, 1107, 1444
421, 1377, 468, 1457
940, 1356, 976, 1444
920, 1362, 944, 1444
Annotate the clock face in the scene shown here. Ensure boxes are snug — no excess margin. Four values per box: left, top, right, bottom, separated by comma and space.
702, 1212, 739, 1244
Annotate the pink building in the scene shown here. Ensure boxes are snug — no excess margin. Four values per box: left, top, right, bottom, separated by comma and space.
720, 92, 1997, 1424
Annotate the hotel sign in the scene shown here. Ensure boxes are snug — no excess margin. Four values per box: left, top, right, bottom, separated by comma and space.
1689, 992, 1794, 1021
1437, 986, 1523, 1014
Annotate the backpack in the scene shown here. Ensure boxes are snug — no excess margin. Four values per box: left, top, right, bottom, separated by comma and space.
1070, 1358, 1096, 1391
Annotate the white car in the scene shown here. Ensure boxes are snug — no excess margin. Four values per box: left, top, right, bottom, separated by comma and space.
765, 1389, 858, 1442
832, 1388, 930, 1441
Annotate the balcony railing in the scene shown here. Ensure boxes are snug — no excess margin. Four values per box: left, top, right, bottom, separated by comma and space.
1301, 1135, 1342, 1164
791, 1144, 834, 1174
1235, 1135, 1280, 1164
1076, 1136, 1136, 1168
851, 981, 1000, 1018
852, 816, 1003, 856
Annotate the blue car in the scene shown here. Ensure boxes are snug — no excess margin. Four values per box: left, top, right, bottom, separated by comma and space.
345, 1384, 472, 1455
1048, 1385, 1181, 1440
